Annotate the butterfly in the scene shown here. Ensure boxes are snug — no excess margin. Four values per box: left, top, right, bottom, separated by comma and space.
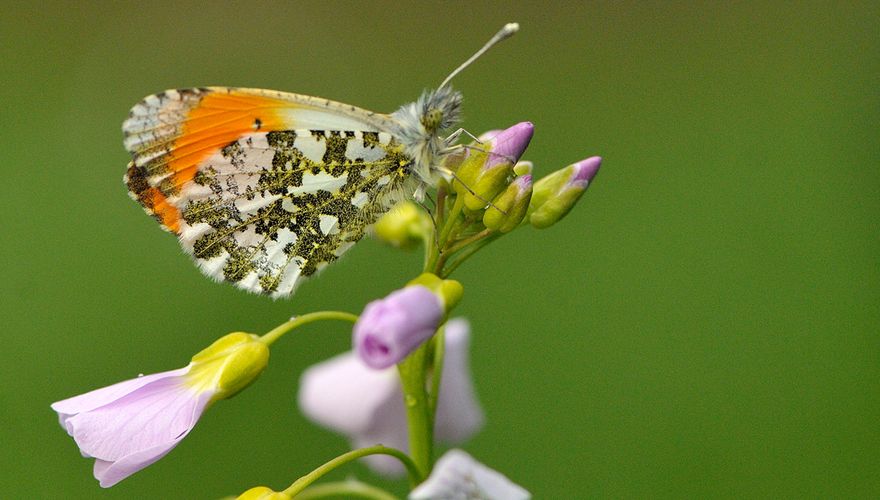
123, 23, 518, 298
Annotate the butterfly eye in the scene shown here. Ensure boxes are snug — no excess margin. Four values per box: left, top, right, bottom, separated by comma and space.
421, 108, 443, 132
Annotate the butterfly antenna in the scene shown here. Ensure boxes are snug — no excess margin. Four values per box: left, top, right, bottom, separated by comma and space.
438, 22, 519, 89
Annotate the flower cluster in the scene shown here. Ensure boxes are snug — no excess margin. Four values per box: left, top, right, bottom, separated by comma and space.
375, 122, 601, 279
53, 121, 600, 498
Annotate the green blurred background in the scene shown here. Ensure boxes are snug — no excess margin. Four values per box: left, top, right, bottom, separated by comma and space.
2, 1, 877, 497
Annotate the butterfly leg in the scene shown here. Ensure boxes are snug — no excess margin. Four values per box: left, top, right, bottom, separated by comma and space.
440, 143, 517, 166
433, 163, 508, 216
445, 128, 483, 145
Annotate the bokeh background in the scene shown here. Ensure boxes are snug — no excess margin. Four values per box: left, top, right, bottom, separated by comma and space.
2, 1, 877, 498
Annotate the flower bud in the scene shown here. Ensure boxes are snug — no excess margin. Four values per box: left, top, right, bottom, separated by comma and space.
236, 486, 291, 500
528, 156, 601, 229
483, 174, 533, 233
188, 332, 270, 400
354, 286, 442, 369
373, 201, 430, 250
353, 274, 463, 369
455, 122, 533, 211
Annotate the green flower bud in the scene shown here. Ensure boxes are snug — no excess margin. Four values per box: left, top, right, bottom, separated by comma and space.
454, 122, 533, 212
483, 174, 533, 233
373, 201, 430, 250
529, 157, 602, 229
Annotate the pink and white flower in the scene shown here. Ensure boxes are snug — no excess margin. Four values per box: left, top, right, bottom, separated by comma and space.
300, 319, 483, 477
51, 332, 269, 487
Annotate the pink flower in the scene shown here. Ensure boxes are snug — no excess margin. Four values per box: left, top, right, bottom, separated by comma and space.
353, 285, 444, 369
51, 332, 269, 487
52, 367, 210, 487
300, 319, 483, 477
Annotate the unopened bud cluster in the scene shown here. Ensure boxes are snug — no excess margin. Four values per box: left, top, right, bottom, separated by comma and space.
374, 122, 601, 253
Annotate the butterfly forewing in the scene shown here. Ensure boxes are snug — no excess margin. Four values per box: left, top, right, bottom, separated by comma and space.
123, 87, 415, 297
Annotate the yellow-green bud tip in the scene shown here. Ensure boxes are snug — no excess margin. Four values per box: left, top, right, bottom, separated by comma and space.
407, 273, 464, 313
187, 332, 269, 400
236, 486, 291, 500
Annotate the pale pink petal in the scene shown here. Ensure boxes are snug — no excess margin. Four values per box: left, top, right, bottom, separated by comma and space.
66, 376, 211, 461
409, 449, 531, 500
92, 442, 173, 487
299, 351, 409, 477
51, 367, 190, 432
90, 391, 211, 487
349, 389, 408, 476
435, 319, 484, 443
298, 352, 399, 436
299, 318, 484, 478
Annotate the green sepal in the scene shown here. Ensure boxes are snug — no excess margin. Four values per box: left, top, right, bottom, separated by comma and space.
483, 176, 532, 233
407, 273, 464, 315
188, 332, 269, 400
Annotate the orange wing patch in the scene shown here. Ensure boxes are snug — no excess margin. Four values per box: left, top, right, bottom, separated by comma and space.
123, 88, 292, 233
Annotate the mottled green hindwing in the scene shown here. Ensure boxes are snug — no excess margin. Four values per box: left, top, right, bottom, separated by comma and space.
172, 129, 416, 297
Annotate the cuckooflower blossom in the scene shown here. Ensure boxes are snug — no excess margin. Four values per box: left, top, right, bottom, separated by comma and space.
300, 319, 483, 477
409, 449, 531, 500
354, 285, 443, 369
353, 274, 462, 369
51, 332, 269, 487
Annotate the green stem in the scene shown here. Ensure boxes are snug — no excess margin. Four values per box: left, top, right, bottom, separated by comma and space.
438, 195, 464, 246
422, 219, 435, 272
428, 327, 446, 419
396, 342, 433, 480
442, 233, 499, 277
283, 446, 420, 497
295, 480, 399, 500
259, 311, 359, 346
435, 186, 447, 225
444, 228, 493, 256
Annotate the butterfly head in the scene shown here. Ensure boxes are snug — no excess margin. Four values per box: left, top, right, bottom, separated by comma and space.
391, 85, 463, 186
419, 85, 462, 134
